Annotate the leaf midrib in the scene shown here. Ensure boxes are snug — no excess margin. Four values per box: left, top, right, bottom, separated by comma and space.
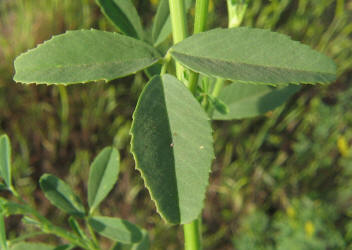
43, 178, 83, 214
17, 57, 158, 73
170, 50, 336, 76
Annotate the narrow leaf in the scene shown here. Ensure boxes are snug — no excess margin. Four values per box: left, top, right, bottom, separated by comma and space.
152, 0, 193, 46
0, 135, 11, 187
0, 198, 32, 216
88, 147, 120, 213
0, 213, 7, 250
39, 174, 85, 217
10, 242, 55, 250
22, 217, 41, 226
170, 27, 337, 86
96, 0, 144, 39
88, 216, 142, 244
130, 74, 214, 224
213, 82, 300, 120
14, 30, 160, 85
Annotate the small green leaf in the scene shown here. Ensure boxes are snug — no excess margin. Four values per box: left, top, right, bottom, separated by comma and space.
88, 147, 120, 213
14, 30, 160, 85
170, 27, 337, 86
130, 75, 214, 224
0, 199, 32, 216
213, 82, 300, 120
208, 96, 229, 115
96, 0, 144, 39
39, 174, 85, 217
10, 242, 55, 250
88, 216, 142, 244
0, 135, 11, 187
111, 229, 149, 250
152, 0, 193, 46
22, 216, 41, 226
0, 213, 7, 250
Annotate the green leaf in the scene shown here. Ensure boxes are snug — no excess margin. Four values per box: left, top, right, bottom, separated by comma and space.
0, 199, 32, 216
0, 135, 11, 187
88, 147, 120, 213
88, 216, 142, 244
22, 217, 41, 226
152, 0, 193, 46
170, 27, 337, 86
208, 96, 229, 115
0, 213, 7, 250
96, 0, 144, 39
130, 74, 214, 224
111, 229, 149, 250
130, 229, 149, 250
213, 82, 300, 120
39, 174, 85, 217
14, 30, 160, 85
10, 242, 55, 250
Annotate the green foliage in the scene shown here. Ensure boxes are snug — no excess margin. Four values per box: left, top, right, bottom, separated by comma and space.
4, 0, 345, 249
0, 199, 32, 216
213, 82, 300, 120
95, 0, 144, 40
88, 147, 120, 214
170, 27, 336, 86
14, 30, 160, 85
0, 134, 11, 188
208, 96, 229, 115
130, 74, 214, 224
0, 136, 146, 249
39, 174, 86, 218
233, 198, 345, 250
152, 0, 193, 46
10, 242, 56, 250
112, 229, 150, 250
89, 216, 142, 243
0, 212, 7, 250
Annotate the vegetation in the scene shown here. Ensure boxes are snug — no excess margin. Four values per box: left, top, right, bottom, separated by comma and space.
0, 0, 351, 249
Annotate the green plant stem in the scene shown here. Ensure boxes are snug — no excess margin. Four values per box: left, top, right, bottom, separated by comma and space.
183, 0, 210, 249
188, 0, 209, 95
209, 0, 247, 116
188, 72, 199, 95
161, 54, 171, 76
211, 78, 225, 98
86, 218, 99, 249
168, 0, 188, 79
9, 232, 46, 245
194, 0, 209, 33
11, 189, 90, 249
184, 218, 202, 250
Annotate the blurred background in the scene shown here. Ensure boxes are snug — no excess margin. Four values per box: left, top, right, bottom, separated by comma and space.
0, 0, 352, 249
